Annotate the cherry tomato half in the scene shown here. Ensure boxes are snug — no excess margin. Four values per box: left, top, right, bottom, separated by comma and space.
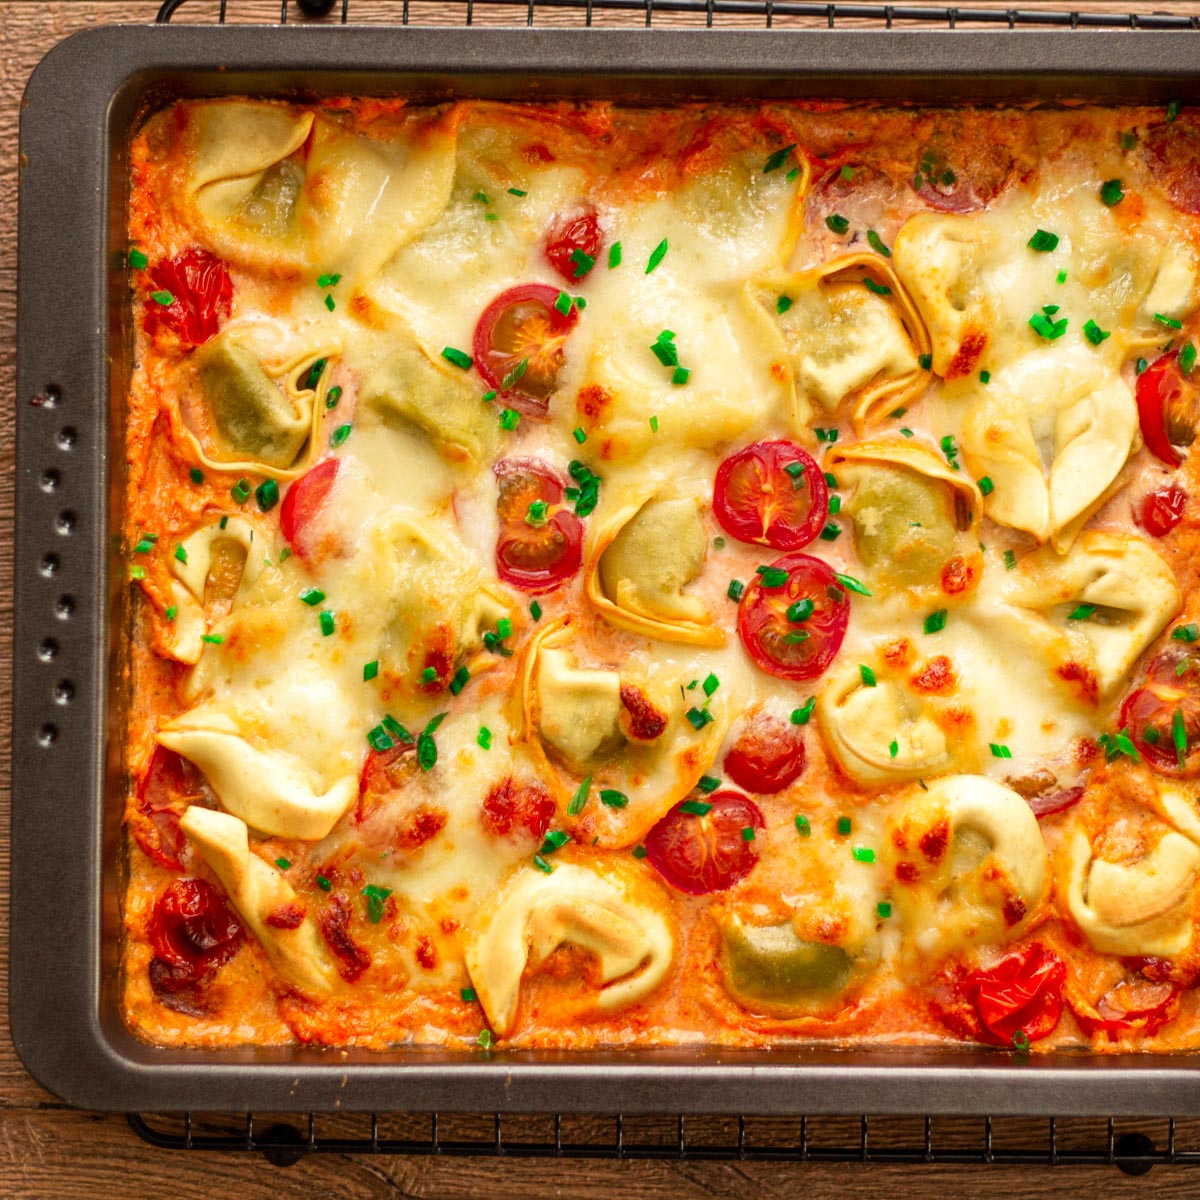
473, 284, 579, 416
1139, 482, 1188, 538
643, 791, 764, 896
280, 457, 339, 560
150, 878, 244, 976
1136, 351, 1196, 468
481, 777, 556, 842
713, 441, 828, 551
723, 713, 806, 794
144, 247, 232, 349
737, 553, 851, 681
544, 207, 603, 284
959, 943, 1065, 1046
1120, 647, 1200, 773
493, 457, 584, 594
134, 745, 205, 871
1070, 977, 1179, 1040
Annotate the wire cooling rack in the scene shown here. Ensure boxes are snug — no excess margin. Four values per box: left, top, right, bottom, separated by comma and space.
134, 0, 1200, 1171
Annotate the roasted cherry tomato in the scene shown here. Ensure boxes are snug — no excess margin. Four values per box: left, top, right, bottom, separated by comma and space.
959, 944, 1065, 1046
1070, 977, 1179, 1040
150, 878, 244, 976
1136, 351, 1196, 468
473, 283, 579, 416
723, 714, 806, 794
144, 247, 232, 349
1139, 482, 1188, 537
493, 457, 584, 593
1120, 646, 1200, 773
280, 457, 339, 559
737, 553, 851, 681
481, 777, 556, 842
133, 745, 204, 871
356, 741, 416, 821
544, 207, 603, 284
1145, 116, 1200, 215
643, 791, 764, 896
713, 441, 828, 551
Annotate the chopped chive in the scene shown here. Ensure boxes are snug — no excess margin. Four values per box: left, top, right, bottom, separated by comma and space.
129, 565, 146, 580
791, 698, 816, 726
319, 610, 335, 636
650, 415, 660, 433
940, 434, 961, 470
299, 587, 326, 606
1100, 178, 1125, 207
568, 773, 592, 816
713, 536, 726, 548
541, 830, 570, 856
788, 598, 815, 623
525, 499, 549, 528
134, 536, 157, 554
449, 665, 470, 696
756, 565, 790, 589
834, 572, 871, 597
840, 164, 856, 181
275, 857, 291, 870
1029, 311, 1069, 340
421, 666, 438, 684
367, 726, 394, 753
255, 478, 279, 512
864, 278, 893, 297
866, 230, 892, 258
989, 743, 1013, 759
382, 715, 412, 743
978, 476, 994, 496
774, 294, 795, 317
632, 845, 648, 859
1004, 549, 1017, 570
1173, 624, 1200, 643
571, 426, 588, 445
364, 660, 379, 681
702, 673, 720, 698
888, 407, 907, 419
795, 814, 812, 837
671, 366, 690, 386
1027, 229, 1060, 252
361, 884, 393, 924
651, 331, 679, 367
918, 353, 933, 371
877, 901, 892, 918
764, 143, 797, 173
814, 427, 838, 443
1057, 269, 1068, 285
979, 370, 991, 384
569, 248, 595, 279
499, 408, 520, 432
1181, 342, 1197, 376
324, 294, 335, 312
331, 423, 352, 447
860, 665, 877, 687
924, 609, 948, 635
685, 707, 715, 731
502, 358, 529, 390
1154, 313, 1184, 331
128, 248, 149, 270
646, 239, 668, 274
201, 634, 224, 645
837, 816, 852, 836
1174, 707, 1189, 769
681, 800, 712, 817
481, 390, 498, 404
889, 739, 899, 760
1083, 319, 1111, 346
608, 242, 622, 269
441, 346, 473, 370
164, 605, 177, 621
316, 874, 332, 891
554, 290, 574, 316
696, 776, 721, 795
1168, 99, 1183, 123
230, 478, 251, 504
852, 846, 875, 864
820, 523, 842, 540
599, 788, 629, 809
188, 467, 204, 485
825, 213, 850, 235
324, 385, 343, 410
1067, 604, 1096, 621
477, 1028, 494, 1049
174, 544, 188, 564
727, 579, 745, 601
741, 827, 756, 843
150, 290, 174, 306
219, 516, 228, 530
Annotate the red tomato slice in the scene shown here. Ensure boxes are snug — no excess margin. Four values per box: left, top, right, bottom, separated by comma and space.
1070, 978, 1179, 1039
144, 247, 233, 349
493, 457, 583, 594
1139, 482, 1188, 537
1144, 118, 1200, 214
1136, 351, 1195, 468
134, 745, 205, 871
481, 777, 556, 842
643, 792, 764, 896
737, 553, 851, 681
723, 714, 806, 794
960, 944, 1065, 1046
473, 283, 579, 416
545, 207, 603, 284
149, 878, 244, 977
713, 441, 828, 551
280, 457, 339, 559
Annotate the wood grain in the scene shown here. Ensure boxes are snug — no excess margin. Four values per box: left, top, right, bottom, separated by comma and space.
7, 1, 1200, 1195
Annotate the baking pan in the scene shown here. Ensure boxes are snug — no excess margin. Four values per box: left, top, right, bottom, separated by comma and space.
14, 22, 1200, 1115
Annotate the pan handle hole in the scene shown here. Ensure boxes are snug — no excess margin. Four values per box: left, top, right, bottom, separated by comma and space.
54, 681, 74, 705
56, 510, 76, 536
38, 638, 58, 662
260, 1123, 307, 1167
37, 723, 58, 748
40, 554, 59, 577
40, 469, 60, 493
57, 427, 77, 450
56, 595, 74, 620
1115, 1131, 1157, 1176
31, 385, 60, 409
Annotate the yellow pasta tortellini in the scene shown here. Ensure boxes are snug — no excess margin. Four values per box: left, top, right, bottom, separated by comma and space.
464, 858, 677, 1037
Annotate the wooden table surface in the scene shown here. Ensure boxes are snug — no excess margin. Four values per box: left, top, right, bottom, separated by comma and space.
7, 1, 1200, 1195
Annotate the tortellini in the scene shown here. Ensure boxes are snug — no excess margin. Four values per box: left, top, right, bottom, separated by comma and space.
159, 705, 358, 841
999, 533, 1180, 702
1064, 786, 1200, 958
747, 252, 930, 432
586, 496, 721, 646
825, 439, 982, 596
184, 100, 458, 280
179, 806, 339, 996
464, 859, 677, 1036
885, 775, 1049, 960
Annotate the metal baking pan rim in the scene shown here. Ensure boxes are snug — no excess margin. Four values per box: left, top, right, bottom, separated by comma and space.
13, 23, 1200, 1113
